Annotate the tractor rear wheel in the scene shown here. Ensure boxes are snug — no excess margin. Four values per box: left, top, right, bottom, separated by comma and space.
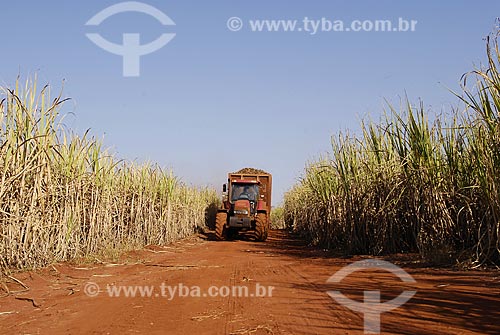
215, 212, 227, 241
255, 213, 268, 242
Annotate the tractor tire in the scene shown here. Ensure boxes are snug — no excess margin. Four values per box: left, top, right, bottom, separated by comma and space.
255, 213, 268, 242
215, 212, 227, 241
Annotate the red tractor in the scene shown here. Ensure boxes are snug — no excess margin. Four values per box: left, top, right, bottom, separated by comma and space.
215, 170, 272, 241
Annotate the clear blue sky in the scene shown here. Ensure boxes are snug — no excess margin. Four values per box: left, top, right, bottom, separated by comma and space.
1, 1, 498, 204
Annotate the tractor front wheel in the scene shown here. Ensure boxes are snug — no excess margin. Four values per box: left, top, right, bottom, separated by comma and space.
215, 212, 227, 241
255, 213, 268, 242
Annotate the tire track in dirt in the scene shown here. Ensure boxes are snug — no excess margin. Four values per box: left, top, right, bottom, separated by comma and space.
223, 264, 238, 334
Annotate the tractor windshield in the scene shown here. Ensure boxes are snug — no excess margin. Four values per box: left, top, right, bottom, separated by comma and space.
231, 184, 259, 202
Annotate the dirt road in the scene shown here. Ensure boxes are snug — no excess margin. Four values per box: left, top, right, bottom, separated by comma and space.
1, 230, 500, 334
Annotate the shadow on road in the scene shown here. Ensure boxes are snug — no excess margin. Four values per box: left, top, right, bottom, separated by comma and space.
250, 229, 500, 335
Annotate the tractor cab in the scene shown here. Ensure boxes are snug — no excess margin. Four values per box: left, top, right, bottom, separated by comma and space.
229, 180, 259, 216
